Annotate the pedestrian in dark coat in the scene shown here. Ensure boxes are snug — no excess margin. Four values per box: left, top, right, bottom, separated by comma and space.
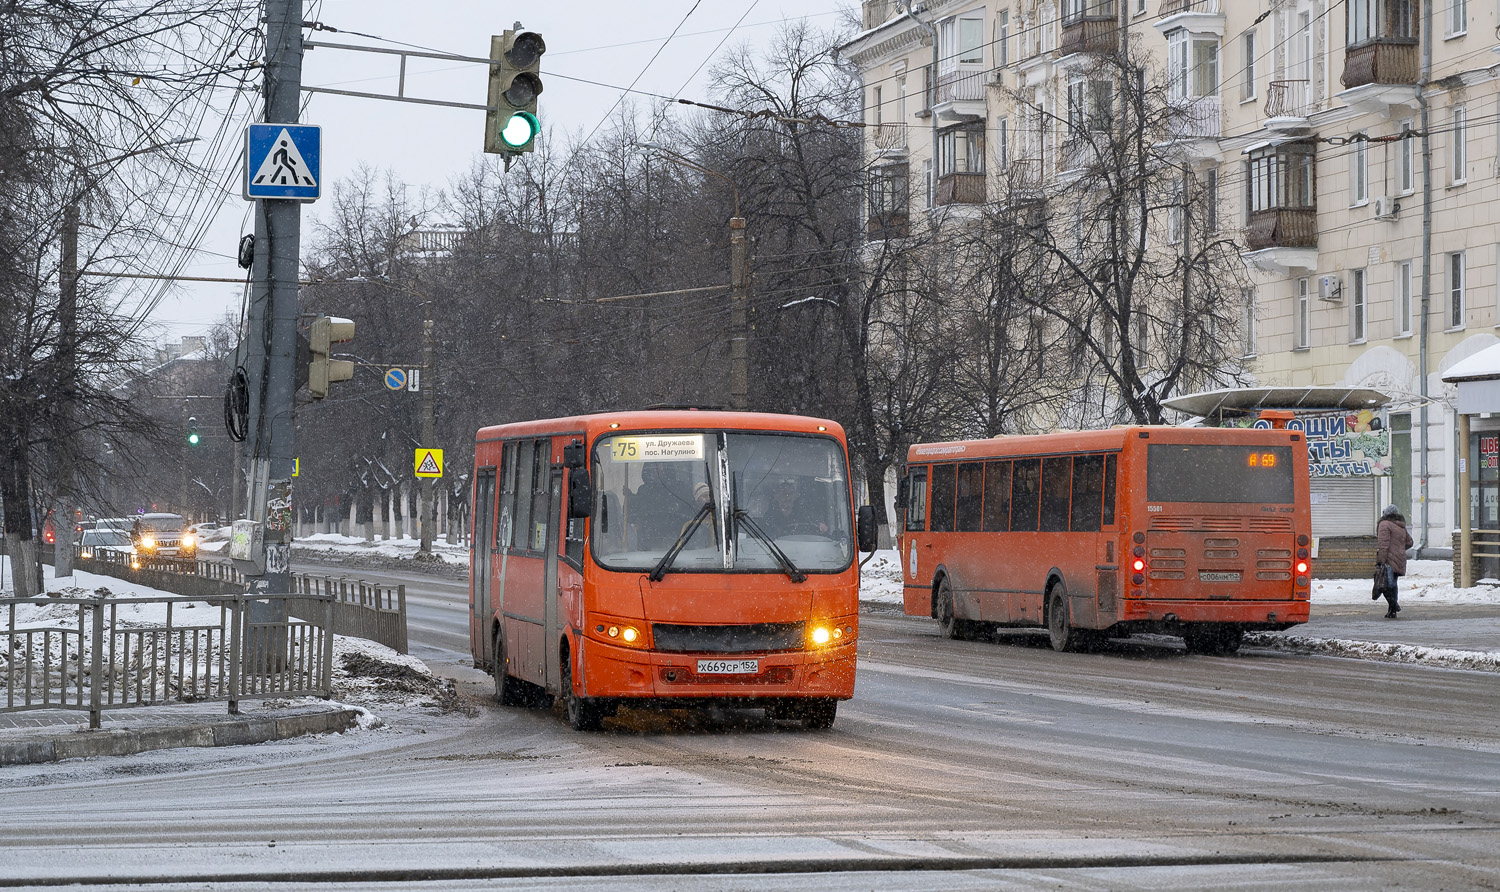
1375, 505, 1414, 618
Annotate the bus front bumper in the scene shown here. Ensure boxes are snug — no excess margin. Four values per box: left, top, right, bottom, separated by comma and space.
579, 636, 857, 701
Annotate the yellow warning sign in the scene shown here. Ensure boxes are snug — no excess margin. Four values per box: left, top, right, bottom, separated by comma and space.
414, 448, 444, 478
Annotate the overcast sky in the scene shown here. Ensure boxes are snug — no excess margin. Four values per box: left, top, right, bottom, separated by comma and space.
147, 0, 851, 346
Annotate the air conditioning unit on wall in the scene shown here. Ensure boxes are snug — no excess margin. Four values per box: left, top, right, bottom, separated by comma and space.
1318, 274, 1343, 301
1373, 195, 1399, 220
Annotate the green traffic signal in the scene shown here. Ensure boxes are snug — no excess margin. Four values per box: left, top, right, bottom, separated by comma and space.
188, 431, 200, 446
499, 112, 540, 149
186, 415, 200, 446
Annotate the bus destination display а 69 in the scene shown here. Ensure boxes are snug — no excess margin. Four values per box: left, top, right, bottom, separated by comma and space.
899, 426, 1312, 656
470, 410, 877, 731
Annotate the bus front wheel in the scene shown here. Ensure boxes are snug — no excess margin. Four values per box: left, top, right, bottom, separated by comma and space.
1183, 624, 1244, 656
1047, 584, 1083, 653
560, 654, 607, 732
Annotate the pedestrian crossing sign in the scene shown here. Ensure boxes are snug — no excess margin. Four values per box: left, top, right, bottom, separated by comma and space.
244, 123, 322, 201
414, 448, 444, 479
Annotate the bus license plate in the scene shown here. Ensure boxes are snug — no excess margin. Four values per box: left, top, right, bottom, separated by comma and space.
697, 659, 759, 675
1199, 571, 1241, 582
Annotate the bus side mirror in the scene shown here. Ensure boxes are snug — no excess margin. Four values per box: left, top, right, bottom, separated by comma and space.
856, 505, 877, 553
568, 469, 592, 519
563, 440, 586, 469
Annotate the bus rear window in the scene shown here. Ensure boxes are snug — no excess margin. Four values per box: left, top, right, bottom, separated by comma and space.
1147, 444, 1294, 503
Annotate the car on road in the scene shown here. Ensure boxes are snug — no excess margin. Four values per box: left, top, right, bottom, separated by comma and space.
78, 527, 136, 564
129, 513, 197, 559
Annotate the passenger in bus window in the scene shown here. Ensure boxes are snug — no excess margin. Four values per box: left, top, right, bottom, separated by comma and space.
760, 477, 828, 537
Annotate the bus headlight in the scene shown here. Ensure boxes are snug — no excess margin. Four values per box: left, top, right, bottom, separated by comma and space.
811, 626, 832, 646
590, 615, 649, 648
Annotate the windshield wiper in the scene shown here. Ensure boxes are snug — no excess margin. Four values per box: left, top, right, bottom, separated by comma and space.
648, 501, 715, 582
733, 510, 807, 583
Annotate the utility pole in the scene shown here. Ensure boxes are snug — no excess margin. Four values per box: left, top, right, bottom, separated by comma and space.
729, 217, 749, 411
420, 315, 436, 553
239, 0, 304, 598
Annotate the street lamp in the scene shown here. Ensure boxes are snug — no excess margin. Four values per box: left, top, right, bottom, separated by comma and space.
638, 141, 750, 411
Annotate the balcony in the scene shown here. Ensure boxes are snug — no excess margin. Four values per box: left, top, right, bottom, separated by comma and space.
1060, 15, 1118, 58
1155, 0, 1225, 37
866, 211, 909, 240
1163, 96, 1222, 161
932, 69, 986, 122
935, 172, 986, 207
1264, 80, 1313, 130
871, 123, 907, 154
1245, 208, 1317, 251
1338, 40, 1421, 115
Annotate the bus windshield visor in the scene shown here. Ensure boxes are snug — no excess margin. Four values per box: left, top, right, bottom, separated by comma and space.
590, 432, 853, 574
1146, 444, 1295, 504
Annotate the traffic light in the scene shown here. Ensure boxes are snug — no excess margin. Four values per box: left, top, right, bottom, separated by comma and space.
484, 28, 545, 156
187, 416, 200, 446
308, 315, 356, 399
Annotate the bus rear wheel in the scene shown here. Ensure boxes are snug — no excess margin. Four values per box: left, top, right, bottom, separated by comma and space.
492, 631, 526, 707
936, 578, 964, 640
560, 654, 607, 732
1183, 624, 1244, 656
1047, 584, 1084, 653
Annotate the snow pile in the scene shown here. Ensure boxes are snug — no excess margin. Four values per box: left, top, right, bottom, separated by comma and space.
286, 533, 469, 567
859, 550, 906, 605
329, 636, 471, 720
1242, 633, 1500, 671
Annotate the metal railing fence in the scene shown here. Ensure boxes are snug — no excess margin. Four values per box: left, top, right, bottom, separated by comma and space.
2, 593, 335, 728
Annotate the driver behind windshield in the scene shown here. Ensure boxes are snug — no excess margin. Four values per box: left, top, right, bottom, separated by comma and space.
630, 462, 707, 550
757, 476, 828, 537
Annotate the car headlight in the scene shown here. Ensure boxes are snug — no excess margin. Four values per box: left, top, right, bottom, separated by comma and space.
182, 534, 195, 548
141, 535, 155, 550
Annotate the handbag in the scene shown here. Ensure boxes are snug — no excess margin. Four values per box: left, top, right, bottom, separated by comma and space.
1372, 563, 1387, 599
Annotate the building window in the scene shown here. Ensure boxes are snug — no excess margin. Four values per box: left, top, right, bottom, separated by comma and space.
1398, 127, 1415, 194
923, 159, 933, 208
871, 86, 882, 125
1451, 105, 1468, 184
1349, 0, 1418, 45
869, 165, 909, 217
1241, 287, 1257, 357
1168, 30, 1220, 100
938, 127, 985, 175
1446, 0, 1467, 36
1204, 167, 1219, 232
1351, 268, 1368, 341
1063, 0, 1114, 23
1167, 174, 1184, 244
1396, 259, 1413, 336
1241, 31, 1257, 102
997, 117, 1009, 171
997, 11, 1010, 67
897, 75, 907, 121
1066, 77, 1113, 136
941, 15, 985, 69
1351, 138, 1369, 205
1247, 142, 1316, 212
1296, 278, 1311, 349
1450, 251, 1466, 328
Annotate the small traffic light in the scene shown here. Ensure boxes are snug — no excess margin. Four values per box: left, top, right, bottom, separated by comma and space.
187, 416, 200, 446
308, 315, 356, 399
485, 28, 545, 156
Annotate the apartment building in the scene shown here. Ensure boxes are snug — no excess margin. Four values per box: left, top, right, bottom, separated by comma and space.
843, 0, 1500, 554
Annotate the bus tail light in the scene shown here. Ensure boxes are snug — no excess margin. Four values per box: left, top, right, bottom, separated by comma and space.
1131, 545, 1146, 585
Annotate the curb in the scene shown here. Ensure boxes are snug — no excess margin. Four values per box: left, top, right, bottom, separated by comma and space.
0, 708, 361, 767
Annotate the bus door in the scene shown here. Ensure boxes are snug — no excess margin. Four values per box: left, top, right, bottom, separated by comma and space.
472, 468, 497, 662
543, 463, 563, 693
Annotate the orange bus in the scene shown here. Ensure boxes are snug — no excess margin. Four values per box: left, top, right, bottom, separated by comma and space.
898, 426, 1311, 655
470, 409, 876, 730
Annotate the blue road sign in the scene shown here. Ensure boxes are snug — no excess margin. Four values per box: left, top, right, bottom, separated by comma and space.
385, 368, 407, 391
244, 123, 322, 201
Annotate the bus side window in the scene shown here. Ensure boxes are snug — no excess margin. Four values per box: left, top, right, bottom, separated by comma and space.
498, 441, 518, 548
956, 462, 983, 532
530, 439, 551, 551
930, 464, 957, 533
1011, 458, 1041, 532
982, 461, 1010, 532
1103, 454, 1118, 526
512, 440, 534, 552
1040, 457, 1072, 532
1070, 454, 1104, 532
905, 467, 928, 532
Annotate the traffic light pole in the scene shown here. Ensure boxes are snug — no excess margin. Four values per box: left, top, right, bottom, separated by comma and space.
420, 316, 436, 554
240, 0, 304, 599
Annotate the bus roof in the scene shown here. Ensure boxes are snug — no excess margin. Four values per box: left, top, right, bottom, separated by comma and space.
907, 426, 1300, 462
477, 409, 845, 444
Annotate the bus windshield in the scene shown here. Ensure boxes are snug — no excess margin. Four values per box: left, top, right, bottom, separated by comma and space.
591, 431, 853, 575
1146, 444, 1295, 503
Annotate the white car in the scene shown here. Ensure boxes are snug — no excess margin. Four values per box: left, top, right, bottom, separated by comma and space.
78, 527, 136, 564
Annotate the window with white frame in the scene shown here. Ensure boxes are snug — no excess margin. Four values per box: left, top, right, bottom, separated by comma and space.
872, 86, 882, 125
897, 75, 907, 121
1167, 174, 1184, 244
1066, 77, 1113, 137
923, 159, 934, 208
1398, 127, 1415, 194
938, 127, 985, 176
1168, 30, 1220, 100
1351, 138, 1369, 205
1241, 31, 1257, 102
1062, 0, 1114, 23
1451, 105, 1468, 184
1241, 287, 1257, 357
996, 11, 1010, 67
939, 16, 985, 71
1395, 260, 1413, 336
1350, 268, 1368, 340
1204, 167, 1219, 232
1449, 251, 1466, 328
1349, 0, 1418, 44
996, 117, 1009, 171
1446, 0, 1467, 36
1296, 278, 1311, 348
